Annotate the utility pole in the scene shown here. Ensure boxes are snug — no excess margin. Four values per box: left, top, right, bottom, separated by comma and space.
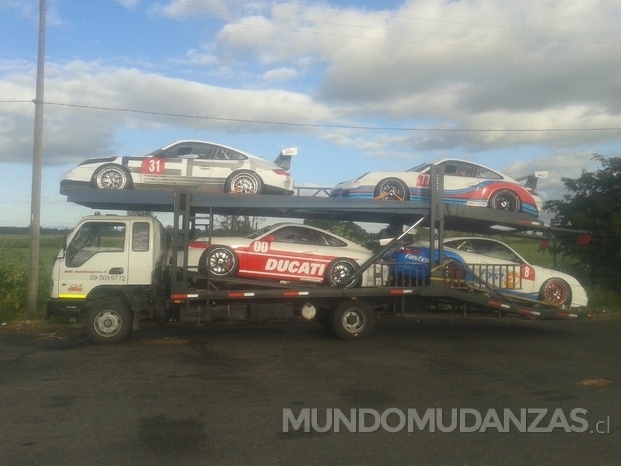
27, 0, 46, 316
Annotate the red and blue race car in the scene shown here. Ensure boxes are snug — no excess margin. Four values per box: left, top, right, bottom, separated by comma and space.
330, 159, 545, 217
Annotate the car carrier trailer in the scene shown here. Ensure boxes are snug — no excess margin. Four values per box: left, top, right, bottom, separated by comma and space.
47, 167, 585, 344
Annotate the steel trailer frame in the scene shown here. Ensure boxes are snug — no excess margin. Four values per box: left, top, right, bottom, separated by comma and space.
65, 169, 585, 336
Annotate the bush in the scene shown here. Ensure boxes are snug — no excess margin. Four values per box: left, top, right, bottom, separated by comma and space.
586, 288, 621, 314
0, 262, 29, 321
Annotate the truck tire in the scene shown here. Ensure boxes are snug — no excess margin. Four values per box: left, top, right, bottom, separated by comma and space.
332, 300, 375, 340
85, 299, 132, 345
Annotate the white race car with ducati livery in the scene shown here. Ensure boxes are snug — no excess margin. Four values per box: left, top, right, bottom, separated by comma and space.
187, 223, 388, 288
60, 140, 296, 195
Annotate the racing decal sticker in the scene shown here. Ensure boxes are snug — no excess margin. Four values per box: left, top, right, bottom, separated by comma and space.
520, 264, 535, 281
264, 258, 326, 276
140, 157, 166, 175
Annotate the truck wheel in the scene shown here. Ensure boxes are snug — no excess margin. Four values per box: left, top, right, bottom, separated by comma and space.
332, 300, 375, 340
86, 300, 132, 345
326, 258, 362, 288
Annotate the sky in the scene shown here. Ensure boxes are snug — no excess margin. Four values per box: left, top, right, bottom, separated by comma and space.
1, 0, 620, 228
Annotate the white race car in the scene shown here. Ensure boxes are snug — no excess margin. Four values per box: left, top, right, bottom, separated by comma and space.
60, 140, 296, 195
187, 223, 388, 288
391, 237, 588, 309
330, 159, 545, 217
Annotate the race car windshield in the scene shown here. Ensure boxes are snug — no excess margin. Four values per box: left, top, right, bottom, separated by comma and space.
246, 224, 286, 239
407, 163, 431, 172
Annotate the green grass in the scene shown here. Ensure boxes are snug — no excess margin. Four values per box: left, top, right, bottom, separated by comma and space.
0, 234, 63, 321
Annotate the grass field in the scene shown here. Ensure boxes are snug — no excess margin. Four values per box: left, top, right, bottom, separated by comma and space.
0, 234, 64, 321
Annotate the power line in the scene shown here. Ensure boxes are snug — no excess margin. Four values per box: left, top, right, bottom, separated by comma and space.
4, 100, 621, 132
31, 100, 621, 133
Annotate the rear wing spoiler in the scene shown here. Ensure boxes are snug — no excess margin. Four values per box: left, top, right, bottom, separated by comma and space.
273, 147, 297, 171
515, 171, 548, 190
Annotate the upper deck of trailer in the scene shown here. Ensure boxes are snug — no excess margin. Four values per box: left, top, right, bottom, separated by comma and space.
66, 188, 546, 234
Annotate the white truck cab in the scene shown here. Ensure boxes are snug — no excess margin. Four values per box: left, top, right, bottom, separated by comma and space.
47, 214, 167, 343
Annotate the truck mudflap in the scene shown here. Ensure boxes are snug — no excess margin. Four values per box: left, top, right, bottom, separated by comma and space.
45, 298, 86, 319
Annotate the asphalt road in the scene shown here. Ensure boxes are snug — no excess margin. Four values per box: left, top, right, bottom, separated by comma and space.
0, 315, 618, 465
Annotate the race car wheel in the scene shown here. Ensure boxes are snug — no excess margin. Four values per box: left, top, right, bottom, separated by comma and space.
226, 171, 263, 194
92, 164, 132, 190
203, 246, 238, 277
539, 278, 572, 307
326, 258, 362, 288
332, 300, 376, 340
489, 189, 521, 213
85, 299, 132, 345
374, 178, 409, 201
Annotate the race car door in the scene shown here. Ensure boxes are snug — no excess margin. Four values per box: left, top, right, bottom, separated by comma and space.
467, 239, 537, 293
139, 142, 216, 188
438, 161, 488, 207
242, 226, 322, 283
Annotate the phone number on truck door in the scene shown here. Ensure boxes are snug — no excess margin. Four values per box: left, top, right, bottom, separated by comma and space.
90, 275, 127, 282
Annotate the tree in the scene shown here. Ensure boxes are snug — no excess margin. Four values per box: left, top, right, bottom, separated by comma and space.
302, 219, 373, 245
214, 215, 264, 236
544, 154, 621, 290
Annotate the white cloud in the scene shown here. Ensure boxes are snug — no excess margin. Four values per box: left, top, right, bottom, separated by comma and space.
203, 0, 621, 152
115, 0, 141, 8
0, 61, 335, 164
262, 67, 297, 82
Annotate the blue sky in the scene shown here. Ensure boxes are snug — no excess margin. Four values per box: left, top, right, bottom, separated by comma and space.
1, 0, 620, 228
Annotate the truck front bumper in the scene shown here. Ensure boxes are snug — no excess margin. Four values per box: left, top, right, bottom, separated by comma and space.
46, 298, 87, 319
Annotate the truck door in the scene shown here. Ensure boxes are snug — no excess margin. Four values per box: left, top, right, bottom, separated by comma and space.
59, 220, 130, 299
127, 220, 155, 284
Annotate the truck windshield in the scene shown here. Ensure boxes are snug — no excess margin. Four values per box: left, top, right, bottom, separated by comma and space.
66, 222, 126, 267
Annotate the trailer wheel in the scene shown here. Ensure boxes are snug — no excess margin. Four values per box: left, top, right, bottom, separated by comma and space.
85, 300, 132, 345
539, 278, 572, 307
326, 258, 362, 288
332, 300, 375, 340
204, 246, 238, 277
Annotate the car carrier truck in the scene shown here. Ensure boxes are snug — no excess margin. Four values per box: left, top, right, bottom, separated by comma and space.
47, 168, 586, 344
